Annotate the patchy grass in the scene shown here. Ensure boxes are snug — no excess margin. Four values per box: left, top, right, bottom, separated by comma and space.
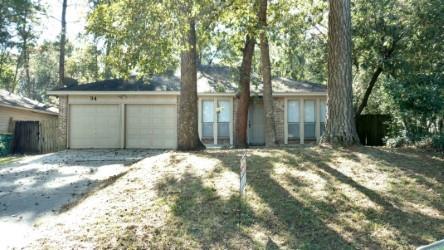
0, 155, 22, 166
31, 146, 443, 249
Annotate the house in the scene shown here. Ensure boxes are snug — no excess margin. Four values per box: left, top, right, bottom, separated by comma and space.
48, 65, 327, 149
0, 89, 59, 134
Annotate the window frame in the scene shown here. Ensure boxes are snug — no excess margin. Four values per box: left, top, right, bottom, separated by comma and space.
285, 97, 327, 144
198, 97, 233, 145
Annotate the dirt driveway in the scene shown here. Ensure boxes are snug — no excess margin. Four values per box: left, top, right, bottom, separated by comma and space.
0, 149, 160, 249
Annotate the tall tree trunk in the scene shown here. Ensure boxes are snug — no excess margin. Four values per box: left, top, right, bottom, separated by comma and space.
59, 0, 67, 86
23, 29, 31, 98
177, 18, 205, 150
234, 35, 255, 148
355, 66, 383, 117
258, 0, 277, 146
104, 40, 112, 79
321, 0, 359, 146
11, 53, 21, 93
93, 37, 99, 80
0, 52, 6, 84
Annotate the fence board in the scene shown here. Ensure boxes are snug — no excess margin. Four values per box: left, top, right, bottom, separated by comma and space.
39, 119, 58, 153
14, 120, 58, 154
14, 121, 40, 154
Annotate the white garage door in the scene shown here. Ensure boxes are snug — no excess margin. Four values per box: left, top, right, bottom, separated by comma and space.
70, 105, 121, 148
126, 104, 177, 149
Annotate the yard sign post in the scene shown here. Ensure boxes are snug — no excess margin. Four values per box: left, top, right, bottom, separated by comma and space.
240, 152, 247, 198
239, 151, 247, 231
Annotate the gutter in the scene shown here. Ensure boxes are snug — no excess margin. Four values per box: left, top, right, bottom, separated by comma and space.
47, 91, 327, 97
0, 103, 59, 116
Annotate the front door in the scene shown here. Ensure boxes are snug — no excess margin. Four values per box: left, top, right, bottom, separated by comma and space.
248, 102, 265, 145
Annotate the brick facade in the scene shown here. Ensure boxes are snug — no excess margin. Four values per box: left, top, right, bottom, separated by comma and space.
273, 97, 285, 144
233, 96, 285, 145
57, 96, 68, 150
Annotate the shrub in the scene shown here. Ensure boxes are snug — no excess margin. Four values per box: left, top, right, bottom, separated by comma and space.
431, 134, 444, 151
385, 136, 410, 148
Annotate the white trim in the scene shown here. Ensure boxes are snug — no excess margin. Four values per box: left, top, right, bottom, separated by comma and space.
48, 91, 180, 96
198, 96, 234, 145
48, 90, 327, 97
0, 103, 58, 116
199, 93, 236, 97
66, 96, 70, 149
272, 92, 327, 97
284, 97, 288, 144
121, 104, 125, 149
48, 91, 238, 97
316, 99, 321, 142
67, 103, 71, 149
300, 99, 304, 144
198, 98, 202, 139
213, 98, 217, 145
229, 98, 234, 145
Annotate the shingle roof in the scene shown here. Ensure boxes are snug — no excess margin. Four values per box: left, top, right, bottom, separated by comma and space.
0, 89, 58, 115
52, 65, 326, 94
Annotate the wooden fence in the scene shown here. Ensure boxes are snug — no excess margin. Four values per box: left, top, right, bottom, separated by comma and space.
39, 119, 58, 153
356, 115, 390, 146
14, 120, 58, 154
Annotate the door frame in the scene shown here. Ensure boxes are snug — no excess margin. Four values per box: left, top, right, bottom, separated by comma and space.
247, 99, 265, 146
198, 97, 234, 145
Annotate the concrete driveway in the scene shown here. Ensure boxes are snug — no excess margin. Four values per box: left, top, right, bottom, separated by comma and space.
0, 149, 159, 249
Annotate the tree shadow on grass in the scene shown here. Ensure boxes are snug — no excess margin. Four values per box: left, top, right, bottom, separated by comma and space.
201, 150, 355, 250
201, 147, 444, 249
298, 148, 444, 247
154, 171, 259, 249
355, 147, 443, 185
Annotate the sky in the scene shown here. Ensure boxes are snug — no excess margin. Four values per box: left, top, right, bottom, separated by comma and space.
37, 0, 90, 43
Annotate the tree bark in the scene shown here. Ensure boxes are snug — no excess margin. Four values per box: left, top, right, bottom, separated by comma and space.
355, 46, 395, 117
177, 18, 205, 151
24, 44, 31, 97
355, 66, 383, 117
59, 0, 67, 86
23, 26, 31, 98
258, 0, 277, 146
234, 35, 255, 148
104, 40, 112, 79
11, 53, 21, 93
321, 0, 359, 146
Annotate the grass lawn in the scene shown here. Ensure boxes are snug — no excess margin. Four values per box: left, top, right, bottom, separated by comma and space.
32, 146, 443, 249
0, 155, 22, 166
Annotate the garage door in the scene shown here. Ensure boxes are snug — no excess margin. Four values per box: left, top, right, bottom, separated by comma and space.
70, 105, 121, 148
126, 104, 177, 149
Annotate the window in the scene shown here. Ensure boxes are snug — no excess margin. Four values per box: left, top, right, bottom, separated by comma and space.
320, 100, 326, 136
287, 100, 300, 140
202, 100, 214, 140
217, 100, 230, 141
304, 100, 316, 140
201, 99, 232, 145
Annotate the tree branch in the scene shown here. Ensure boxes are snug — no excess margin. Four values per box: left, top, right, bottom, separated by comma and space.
355, 66, 383, 117
355, 44, 397, 117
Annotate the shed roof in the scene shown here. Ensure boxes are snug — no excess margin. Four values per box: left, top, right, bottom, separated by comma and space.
51, 65, 326, 94
0, 89, 58, 115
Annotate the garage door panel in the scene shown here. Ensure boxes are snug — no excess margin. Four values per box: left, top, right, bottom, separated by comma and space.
126, 104, 177, 149
70, 105, 121, 148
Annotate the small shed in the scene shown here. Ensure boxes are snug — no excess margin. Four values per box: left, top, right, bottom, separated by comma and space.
0, 89, 58, 154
